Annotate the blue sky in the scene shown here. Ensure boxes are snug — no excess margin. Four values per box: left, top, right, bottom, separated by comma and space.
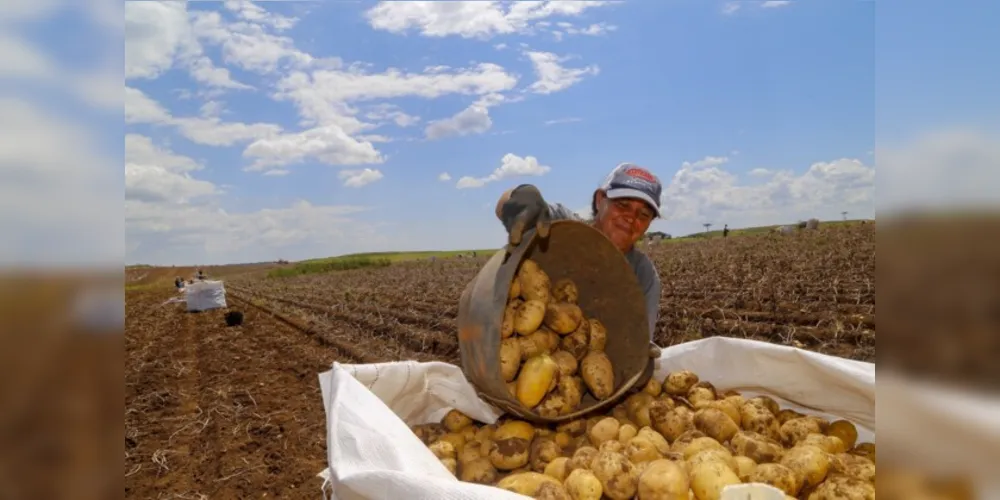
115, 0, 994, 265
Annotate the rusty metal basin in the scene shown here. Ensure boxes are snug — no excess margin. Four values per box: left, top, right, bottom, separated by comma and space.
457, 219, 651, 423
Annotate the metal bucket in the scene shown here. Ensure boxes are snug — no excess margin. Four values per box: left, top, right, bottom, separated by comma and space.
457, 219, 652, 423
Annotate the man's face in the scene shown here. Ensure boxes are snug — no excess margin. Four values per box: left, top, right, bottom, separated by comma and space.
594, 190, 655, 253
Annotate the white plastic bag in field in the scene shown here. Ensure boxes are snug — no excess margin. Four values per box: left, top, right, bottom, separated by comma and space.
183, 280, 227, 312
317, 337, 879, 499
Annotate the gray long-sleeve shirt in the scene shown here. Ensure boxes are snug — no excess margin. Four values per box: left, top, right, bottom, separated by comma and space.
510, 202, 662, 341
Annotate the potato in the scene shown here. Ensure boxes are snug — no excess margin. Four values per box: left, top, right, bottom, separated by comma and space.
636, 458, 689, 500
680, 436, 727, 460
561, 320, 590, 360
457, 440, 483, 464
489, 420, 535, 470
551, 350, 578, 377
517, 353, 560, 407
687, 448, 738, 473
636, 427, 671, 455
516, 259, 551, 300
779, 417, 825, 447
564, 468, 603, 500
530, 436, 563, 472
411, 423, 446, 445
776, 409, 804, 425
850, 442, 875, 462
476, 424, 495, 442
625, 392, 655, 428
437, 432, 466, 453
459, 457, 498, 484
599, 440, 625, 454
618, 423, 638, 444
536, 393, 568, 418
826, 419, 859, 450
580, 351, 615, 399
590, 450, 638, 500
730, 431, 785, 464
733, 456, 757, 481
749, 463, 803, 496
544, 302, 584, 334
642, 376, 663, 397
551, 277, 579, 303
588, 417, 620, 447
829, 453, 875, 483
509, 277, 521, 300
442, 409, 473, 432
496, 471, 560, 496
544, 456, 569, 481
723, 394, 746, 412
687, 382, 717, 408
515, 299, 547, 335
779, 444, 830, 489
693, 407, 739, 443
649, 402, 691, 442
500, 337, 522, 382
506, 381, 517, 398
558, 376, 584, 413
501, 303, 517, 338
800, 433, 847, 454
663, 370, 699, 396
669, 429, 706, 454
740, 403, 781, 441
460, 425, 478, 443
566, 446, 598, 474
806, 474, 874, 500
704, 400, 741, 427
747, 396, 780, 416
689, 460, 741, 500
535, 481, 572, 500
557, 419, 587, 437
624, 435, 663, 464
440, 457, 457, 475
588, 319, 607, 351
429, 440, 456, 460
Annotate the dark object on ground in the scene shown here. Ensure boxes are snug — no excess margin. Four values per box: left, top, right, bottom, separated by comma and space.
225, 310, 244, 327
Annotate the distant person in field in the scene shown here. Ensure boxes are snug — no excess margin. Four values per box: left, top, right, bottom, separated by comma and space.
723, 224, 730, 238
495, 162, 662, 343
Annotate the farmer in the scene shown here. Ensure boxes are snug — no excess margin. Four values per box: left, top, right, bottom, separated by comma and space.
495, 162, 663, 347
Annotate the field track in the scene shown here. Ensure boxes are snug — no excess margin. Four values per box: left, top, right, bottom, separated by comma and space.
125, 223, 875, 497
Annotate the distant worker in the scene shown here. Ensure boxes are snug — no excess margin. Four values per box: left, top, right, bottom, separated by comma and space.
723, 224, 730, 238
175, 277, 183, 289
495, 162, 663, 348
197, 269, 205, 280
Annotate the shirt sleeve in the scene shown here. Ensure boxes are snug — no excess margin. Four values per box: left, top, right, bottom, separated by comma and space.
636, 254, 662, 342
548, 202, 583, 221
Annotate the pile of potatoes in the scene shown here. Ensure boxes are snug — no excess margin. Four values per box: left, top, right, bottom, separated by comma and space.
500, 258, 615, 417
412, 369, 875, 500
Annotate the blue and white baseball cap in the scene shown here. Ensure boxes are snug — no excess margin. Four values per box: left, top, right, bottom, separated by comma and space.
599, 162, 663, 218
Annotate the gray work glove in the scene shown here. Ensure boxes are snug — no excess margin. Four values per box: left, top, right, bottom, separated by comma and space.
500, 184, 552, 251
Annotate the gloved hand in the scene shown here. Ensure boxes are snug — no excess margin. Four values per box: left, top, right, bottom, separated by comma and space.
500, 184, 552, 251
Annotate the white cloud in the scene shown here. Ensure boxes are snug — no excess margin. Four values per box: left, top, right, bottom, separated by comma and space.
365, 1, 614, 40
263, 169, 290, 176
125, 134, 216, 203
339, 168, 384, 188
552, 22, 617, 40
722, 2, 741, 15
243, 125, 383, 170
659, 155, 876, 225
425, 105, 493, 140
761, 1, 792, 8
125, 2, 250, 89
876, 129, 1000, 214
544, 117, 582, 126
456, 153, 552, 189
525, 51, 599, 94
439, 172, 452, 181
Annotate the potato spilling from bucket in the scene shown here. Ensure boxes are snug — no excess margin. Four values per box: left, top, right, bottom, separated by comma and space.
414, 370, 876, 500
502, 259, 616, 416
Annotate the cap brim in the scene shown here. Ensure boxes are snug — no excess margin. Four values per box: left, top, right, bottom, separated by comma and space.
605, 188, 662, 218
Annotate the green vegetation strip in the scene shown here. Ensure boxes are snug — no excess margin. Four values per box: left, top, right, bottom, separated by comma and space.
268, 256, 392, 277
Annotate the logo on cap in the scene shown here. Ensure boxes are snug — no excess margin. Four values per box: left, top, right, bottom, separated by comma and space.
623, 166, 657, 184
